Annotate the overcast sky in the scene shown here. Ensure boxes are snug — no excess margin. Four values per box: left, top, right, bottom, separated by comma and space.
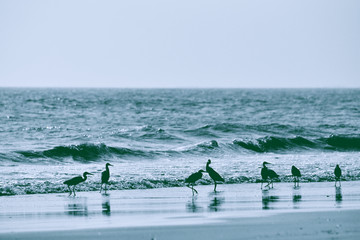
0, 0, 359, 88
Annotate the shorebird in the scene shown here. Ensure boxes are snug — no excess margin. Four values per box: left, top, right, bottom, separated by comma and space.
261, 161, 270, 189
291, 165, 301, 187
334, 164, 342, 187
206, 159, 225, 192
261, 162, 279, 189
100, 163, 113, 193
64, 172, 93, 196
185, 170, 205, 195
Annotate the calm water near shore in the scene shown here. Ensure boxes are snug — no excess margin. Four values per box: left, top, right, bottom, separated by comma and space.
1, 88, 360, 195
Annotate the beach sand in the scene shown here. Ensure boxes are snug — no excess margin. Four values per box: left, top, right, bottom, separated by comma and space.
1, 181, 360, 239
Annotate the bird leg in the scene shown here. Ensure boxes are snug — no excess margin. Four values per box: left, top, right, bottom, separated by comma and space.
192, 184, 198, 195
335, 179, 341, 187
73, 186, 76, 196
67, 186, 72, 196
297, 177, 300, 187
214, 181, 217, 192
104, 184, 108, 194
264, 180, 270, 188
186, 184, 195, 195
261, 180, 269, 189
264, 180, 271, 188
294, 177, 299, 187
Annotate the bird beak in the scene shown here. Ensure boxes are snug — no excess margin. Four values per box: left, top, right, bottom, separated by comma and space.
88, 173, 94, 175
109, 164, 113, 166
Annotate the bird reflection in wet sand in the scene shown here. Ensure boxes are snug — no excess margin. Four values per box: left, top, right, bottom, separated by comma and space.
262, 190, 279, 210
65, 203, 88, 216
335, 186, 342, 205
292, 187, 302, 209
208, 194, 225, 212
102, 197, 111, 216
186, 196, 203, 213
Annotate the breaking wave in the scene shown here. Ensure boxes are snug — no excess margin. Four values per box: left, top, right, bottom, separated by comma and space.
16, 143, 154, 162
2, 134, 360, 164
232, 135, 360, 153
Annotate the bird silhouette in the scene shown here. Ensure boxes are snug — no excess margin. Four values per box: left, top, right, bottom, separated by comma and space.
260, 161, 270, 189
261, 162, 279, 189
206, 159, 224, 192
291, 165, 301, 187
334, 164, 342, 187
185, 170, 205, 195
64, 172, 93, 196
100, 163, 113, 193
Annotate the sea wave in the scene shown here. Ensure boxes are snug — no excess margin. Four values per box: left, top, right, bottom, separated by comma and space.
177, 140, 220, 154
15, 143, 154, 162
139, 126, 183, 141
3, 134, 360, 164
232, 135, 360, 153
232, 136, 316, 153
322, 135, 360, 150
185, 123, 306, 136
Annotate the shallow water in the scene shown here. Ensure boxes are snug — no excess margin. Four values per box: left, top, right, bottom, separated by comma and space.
1, 182, 360, 233
1, 88, 360, 195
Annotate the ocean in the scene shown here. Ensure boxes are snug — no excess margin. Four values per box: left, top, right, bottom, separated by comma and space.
0, 88, 359, 195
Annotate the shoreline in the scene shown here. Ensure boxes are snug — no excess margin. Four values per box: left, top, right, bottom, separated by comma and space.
1, 181, 360, 239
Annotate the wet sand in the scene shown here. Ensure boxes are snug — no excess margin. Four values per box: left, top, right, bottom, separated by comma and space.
1, 181, 360, 239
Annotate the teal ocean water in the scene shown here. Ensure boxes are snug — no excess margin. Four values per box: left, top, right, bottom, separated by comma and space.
1, 88, 360, 195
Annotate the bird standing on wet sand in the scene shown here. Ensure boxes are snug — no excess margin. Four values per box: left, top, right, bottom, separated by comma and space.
185, 170, 205, 195
64, 172, 93, 196
261, 161, 270, 189
261, 162, 279, 189
206, 159, 225, 192
334, 164, 342, 187
100, 163, 113, 193
291, 165, 301, 187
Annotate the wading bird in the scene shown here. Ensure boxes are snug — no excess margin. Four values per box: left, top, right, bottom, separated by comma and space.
100, 163, 113, 193
334, 164, 342, 187
185, 170, 205, 195
261, 162, 279, 189
291, 165, 301, 187
261, 161, 270, 189
206, 159, 224, 192
64, 172, 93, 196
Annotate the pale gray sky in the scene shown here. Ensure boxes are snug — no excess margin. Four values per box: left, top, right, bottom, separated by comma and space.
0, 0, 359, 88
